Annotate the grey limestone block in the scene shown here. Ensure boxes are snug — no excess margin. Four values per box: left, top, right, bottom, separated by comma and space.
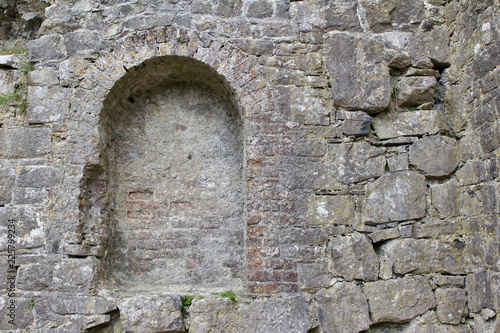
409, 135, 459, 178
0, 126, 51, 158
435, 287, 467, 325
379, 238, 466, 275
372, 109, 449, 139
329, 233, 379, 282
364, 275, 437, 324
362, 171, 427, 224
325, 32, 391, 113
314, 282, 371, 333
327, 142, 386, 185
119, 295, 184, 333
397, 76, 437, 107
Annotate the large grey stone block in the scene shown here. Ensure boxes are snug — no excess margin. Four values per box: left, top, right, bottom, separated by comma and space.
362, 171, 427, 224
327, 142, 385, 184
28, 34, 66, 62
397, 76, 437, 107
27, 85, 72, 123
325, 33, 391, 113
409, 135, 459, 177
372, 109, 449, 139
329, 234, 379, 281
119, 295, 184, 333
17, 166, 63, 188
0, 126, 51, 158
314, 282, 371, 333
365, 275, 436, 324
435, 288, 467, 325
380, 238, 466, 275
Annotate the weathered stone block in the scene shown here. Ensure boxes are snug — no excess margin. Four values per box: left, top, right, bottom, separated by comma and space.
435, 287, 467, 325
0, 126, 51, 158
325, 33, 391, 113
215, 0, 242, 17
303, 195, 356, 226
327, 142, 385, 184
290, 86, 331, 125
119, 296, 184, 333
58, 58, 90, 87
245, 295, 312, 332
372, 109, 449, 139
28, 34, 66, 62
387, 153, 409, 172
380, 239, 466, 275
329, 234, 379, 281
397, 76, 437, 107
17, 166, 63, 188
364, 275, 436, 324
314, 282, 371, 333
409, 135, 459, 177
337, 110, 372, 136
467, 271, 495, 313
0, 206, 44, 250
368, 227, 400, 243
297, 261, 330, 290
324, 0, 361, 31
27, 85, 72, 123
455, 160, 490, 187
362, 171, 427, 224
361, 0, 425, 33
48, 295, 116, 315
430, 179, 459, 218
29, 67, 59, 86
0, 167, 15, 205
0, 297, 34, 330
247, 0, 273, 18
123, 13, 174, 31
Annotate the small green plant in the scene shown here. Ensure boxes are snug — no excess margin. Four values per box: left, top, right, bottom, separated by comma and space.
220, 290, 237, 303
182, 295, 194, 309
30, 297, 35, 309
0, 85, 28, 114
21, 61, 35, 74
0, 45, 27, 55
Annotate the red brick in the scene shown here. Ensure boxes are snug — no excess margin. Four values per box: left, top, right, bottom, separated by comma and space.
247, 248, 265, 258
265, 283, 279, 294
129, 191, 154, 200
248, 284, 264, 294
247, 259, 264, 270
247, 225, 265, 237
127, 211, 153, 219
247, 238, 263, 247
140, 201, 161, 210
171, 202, 193, 209
247, 215, 262, 225
282, 271, 298, 282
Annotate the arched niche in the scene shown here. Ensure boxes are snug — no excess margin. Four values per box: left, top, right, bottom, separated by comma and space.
99, 56, 245, 295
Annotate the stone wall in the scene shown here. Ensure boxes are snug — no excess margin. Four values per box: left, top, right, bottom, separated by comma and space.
0, 0, 498, 332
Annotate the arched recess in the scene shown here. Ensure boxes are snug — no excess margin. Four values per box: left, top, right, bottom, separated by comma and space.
99, 56, 245, 295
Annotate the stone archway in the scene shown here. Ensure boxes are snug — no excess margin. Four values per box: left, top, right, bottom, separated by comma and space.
100, 56, 245, 295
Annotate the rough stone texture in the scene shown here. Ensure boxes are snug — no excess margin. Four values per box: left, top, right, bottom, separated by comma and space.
430, 179, 460, 218
409, 135, 459, 177
327, 142, 385, 184
0, 126, 51, 158
329, 234, 379, 282
380, 239, 467, 275
303, 195, 355, 226
364, 275, 437, 324
0, 0, 498, 331
314, 282, 371, 333
27, 85, 72, 123
189, 296, 312, 333
119, 296, 184, 333
325, 33, 391, 113
362, 171, 427, 224
397, 76, 438, 107
372, 109, 449, 139
435, 288, 467, 325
